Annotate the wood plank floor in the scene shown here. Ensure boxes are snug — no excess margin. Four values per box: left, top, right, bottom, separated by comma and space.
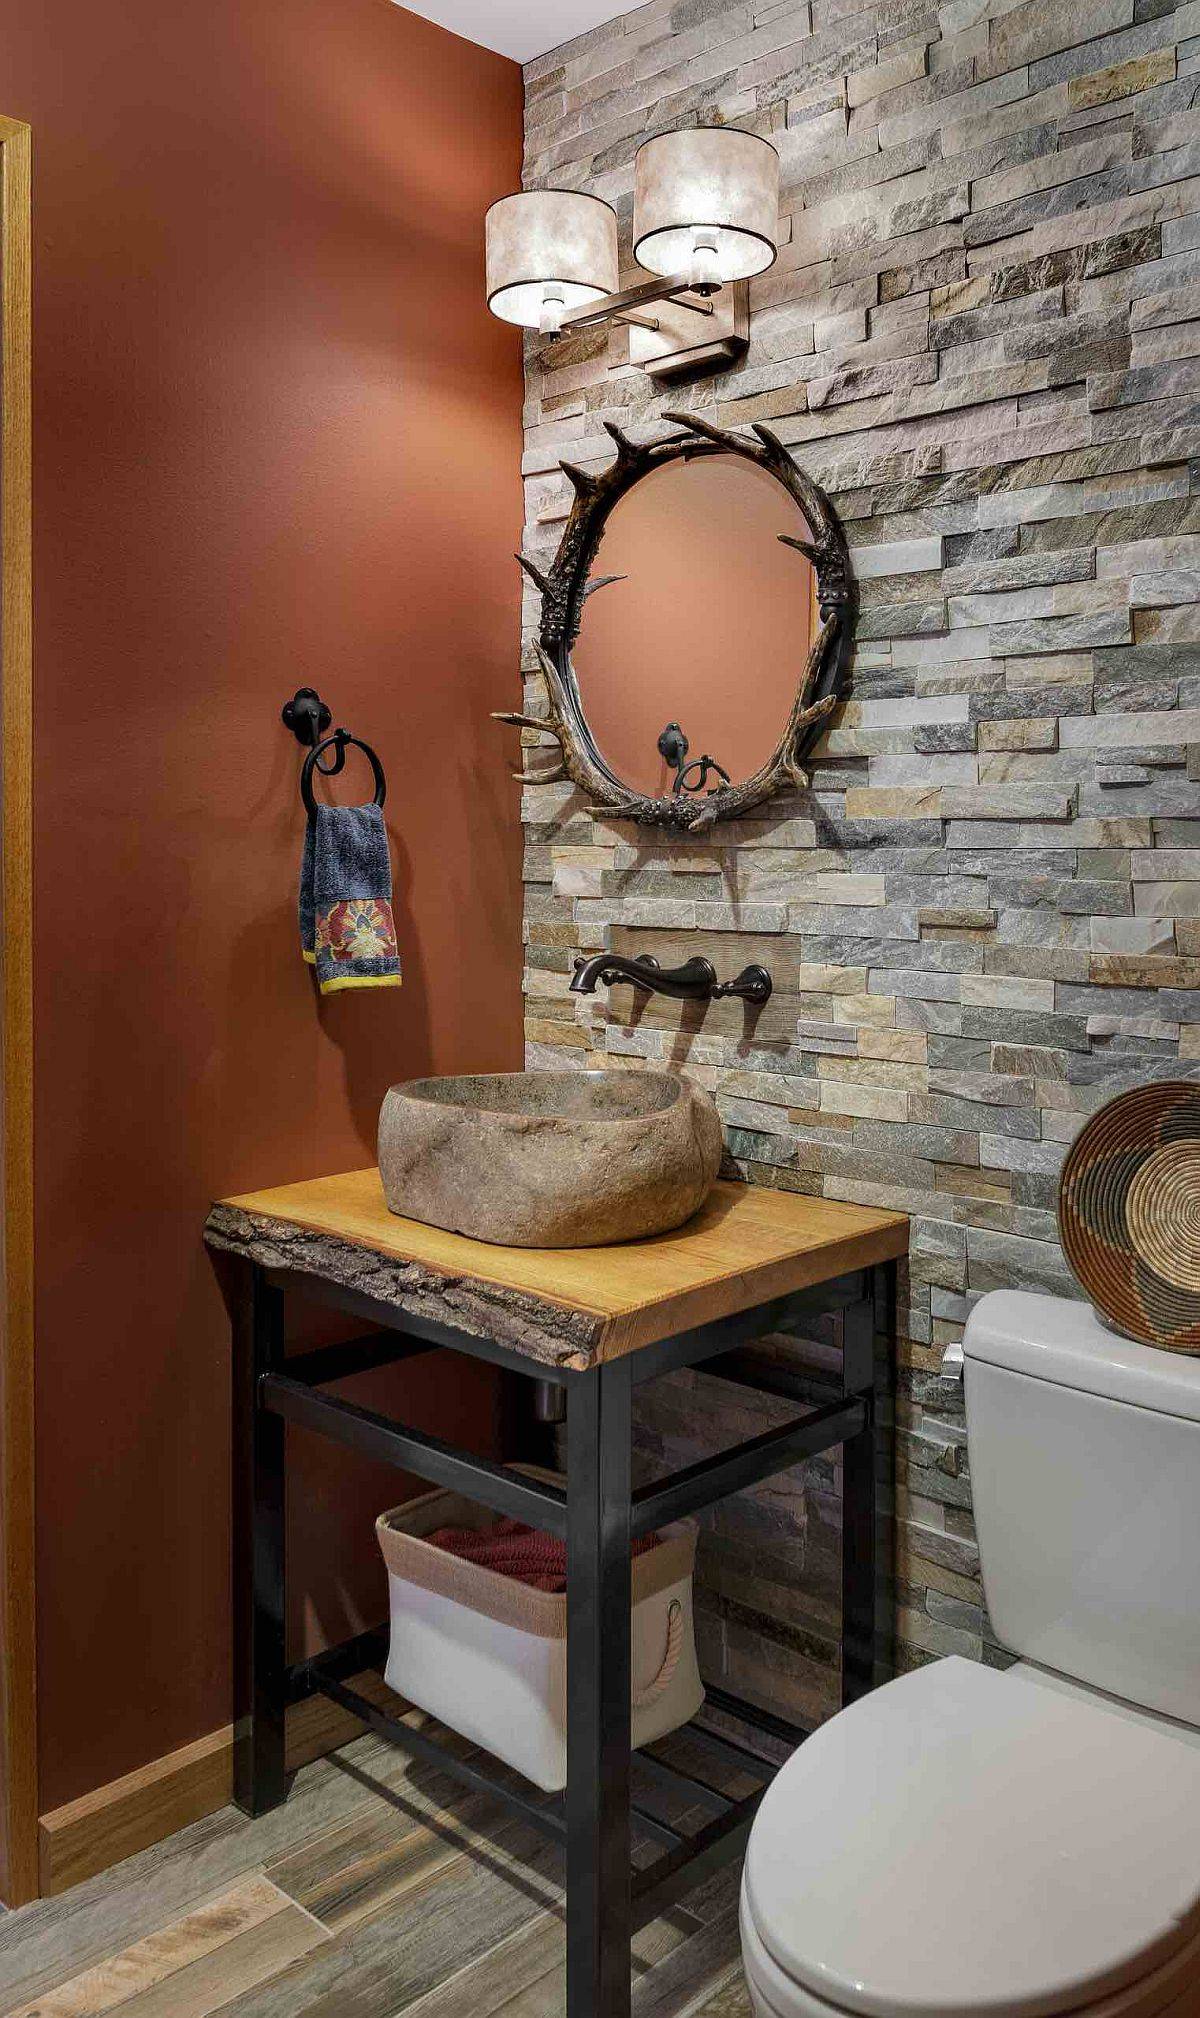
0, 1703, 755, 2018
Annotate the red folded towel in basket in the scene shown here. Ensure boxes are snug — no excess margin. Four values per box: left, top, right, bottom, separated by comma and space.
426, 1518, 661, 1593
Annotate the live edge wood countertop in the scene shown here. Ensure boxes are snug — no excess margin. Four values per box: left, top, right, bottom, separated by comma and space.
206, 1171, 908, 1373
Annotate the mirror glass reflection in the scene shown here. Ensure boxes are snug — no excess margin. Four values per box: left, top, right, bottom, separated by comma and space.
572, 455, 818, 800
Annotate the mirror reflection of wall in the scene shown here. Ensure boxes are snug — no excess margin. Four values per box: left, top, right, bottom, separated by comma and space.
572, 455, 818, 798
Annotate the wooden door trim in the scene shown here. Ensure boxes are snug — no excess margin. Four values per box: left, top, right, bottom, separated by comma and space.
0, 112, 37, 1908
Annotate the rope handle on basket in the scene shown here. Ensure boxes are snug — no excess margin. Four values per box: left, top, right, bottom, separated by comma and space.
632, 1600, 684, 1711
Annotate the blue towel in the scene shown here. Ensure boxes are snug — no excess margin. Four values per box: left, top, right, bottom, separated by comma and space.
299, 804, 402, 995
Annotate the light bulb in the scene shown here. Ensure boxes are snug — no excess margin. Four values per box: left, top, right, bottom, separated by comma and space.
538, 283, 566, 336
688, 232, 721, 293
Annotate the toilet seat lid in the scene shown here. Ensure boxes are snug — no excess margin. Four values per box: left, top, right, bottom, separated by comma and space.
743, 1658, 1200, 2018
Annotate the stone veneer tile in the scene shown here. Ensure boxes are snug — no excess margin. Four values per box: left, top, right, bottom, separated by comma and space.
515, 0, 1200, 1696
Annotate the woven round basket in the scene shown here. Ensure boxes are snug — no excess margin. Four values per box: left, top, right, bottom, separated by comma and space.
1058, 1081, 1200, 1354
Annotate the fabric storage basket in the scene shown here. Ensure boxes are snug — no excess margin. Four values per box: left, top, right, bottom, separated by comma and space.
376, 1485, 705, 1792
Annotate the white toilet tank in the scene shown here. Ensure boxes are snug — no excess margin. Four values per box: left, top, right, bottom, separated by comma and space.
963, 1290, 1200, 1726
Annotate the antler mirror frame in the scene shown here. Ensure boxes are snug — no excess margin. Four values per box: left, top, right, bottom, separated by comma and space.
494, 409, 855, 832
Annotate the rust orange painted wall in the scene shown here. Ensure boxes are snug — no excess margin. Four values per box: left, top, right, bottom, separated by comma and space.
0, 0, 525, 1811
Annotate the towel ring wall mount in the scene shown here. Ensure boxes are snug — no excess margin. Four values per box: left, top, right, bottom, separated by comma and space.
281, 687, 332, 748
282, 688, 387, 818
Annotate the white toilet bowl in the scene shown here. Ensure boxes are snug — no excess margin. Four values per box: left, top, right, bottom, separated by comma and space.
742, 1894, 1200, 2018
740, 1292, 1200, 2018
740, 1658, 1200, 2018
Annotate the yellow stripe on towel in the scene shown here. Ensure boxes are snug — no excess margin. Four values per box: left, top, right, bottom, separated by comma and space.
318, 973, 403, 995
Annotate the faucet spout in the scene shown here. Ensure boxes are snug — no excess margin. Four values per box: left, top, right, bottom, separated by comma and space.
567, 953, 616, 996
570, 953, 714, 998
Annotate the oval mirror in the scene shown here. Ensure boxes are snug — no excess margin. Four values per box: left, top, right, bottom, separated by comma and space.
497, 413, 854, 831
573, 456, 819, 798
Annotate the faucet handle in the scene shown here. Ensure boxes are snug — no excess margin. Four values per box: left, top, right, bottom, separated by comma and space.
711, 964, 773, 1006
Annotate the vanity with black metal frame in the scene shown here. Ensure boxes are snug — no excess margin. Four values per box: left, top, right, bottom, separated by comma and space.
493, 409, 855, 831
215, 1199, 898, 2018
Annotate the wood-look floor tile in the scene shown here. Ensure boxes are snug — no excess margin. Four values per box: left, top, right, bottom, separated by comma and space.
630, 1899, 742, 2018
686, 1966, 753, 2018
5, 1879, 289, 2017
265, 1722, 555, 1936
471, 1908, 703, 2018
392, 1911, 565, 2018
0, 1717, 757, 2018
259, 1719, 479, 1900
269, 1786, 525, 1933
47, 1907, 324, 2018
210, 1817, 563, 2018
395, 1898, 702, 2018
265, 1724, 518, 1894
0, 1734, 449, 2014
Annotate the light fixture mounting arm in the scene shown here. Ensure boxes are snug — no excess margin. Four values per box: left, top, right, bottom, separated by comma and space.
555, 272, 718, 337
557, 273, 750, 382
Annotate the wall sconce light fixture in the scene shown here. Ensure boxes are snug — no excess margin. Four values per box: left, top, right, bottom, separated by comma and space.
486, 127, 779, 384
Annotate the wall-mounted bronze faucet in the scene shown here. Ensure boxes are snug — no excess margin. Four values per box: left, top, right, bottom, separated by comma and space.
570, 952, 772, 1005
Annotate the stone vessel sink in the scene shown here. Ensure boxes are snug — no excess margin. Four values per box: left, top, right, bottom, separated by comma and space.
378, 1070, 723, 1248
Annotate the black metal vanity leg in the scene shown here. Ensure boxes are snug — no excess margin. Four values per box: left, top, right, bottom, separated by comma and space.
232, 1262, 288, 1817
873, 1261, 897, 1687
566, 1359, 633, 2018
841, 1268, 894, 1707
847, 1275, 883, 1703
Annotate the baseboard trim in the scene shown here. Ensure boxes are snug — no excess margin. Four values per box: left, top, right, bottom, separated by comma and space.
37, 1670, 401, 1897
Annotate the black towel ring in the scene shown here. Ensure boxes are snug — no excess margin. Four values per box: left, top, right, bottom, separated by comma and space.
301, 730, 387, 819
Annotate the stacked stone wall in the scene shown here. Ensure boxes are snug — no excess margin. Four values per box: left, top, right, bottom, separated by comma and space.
517, 0, 1200, 1712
